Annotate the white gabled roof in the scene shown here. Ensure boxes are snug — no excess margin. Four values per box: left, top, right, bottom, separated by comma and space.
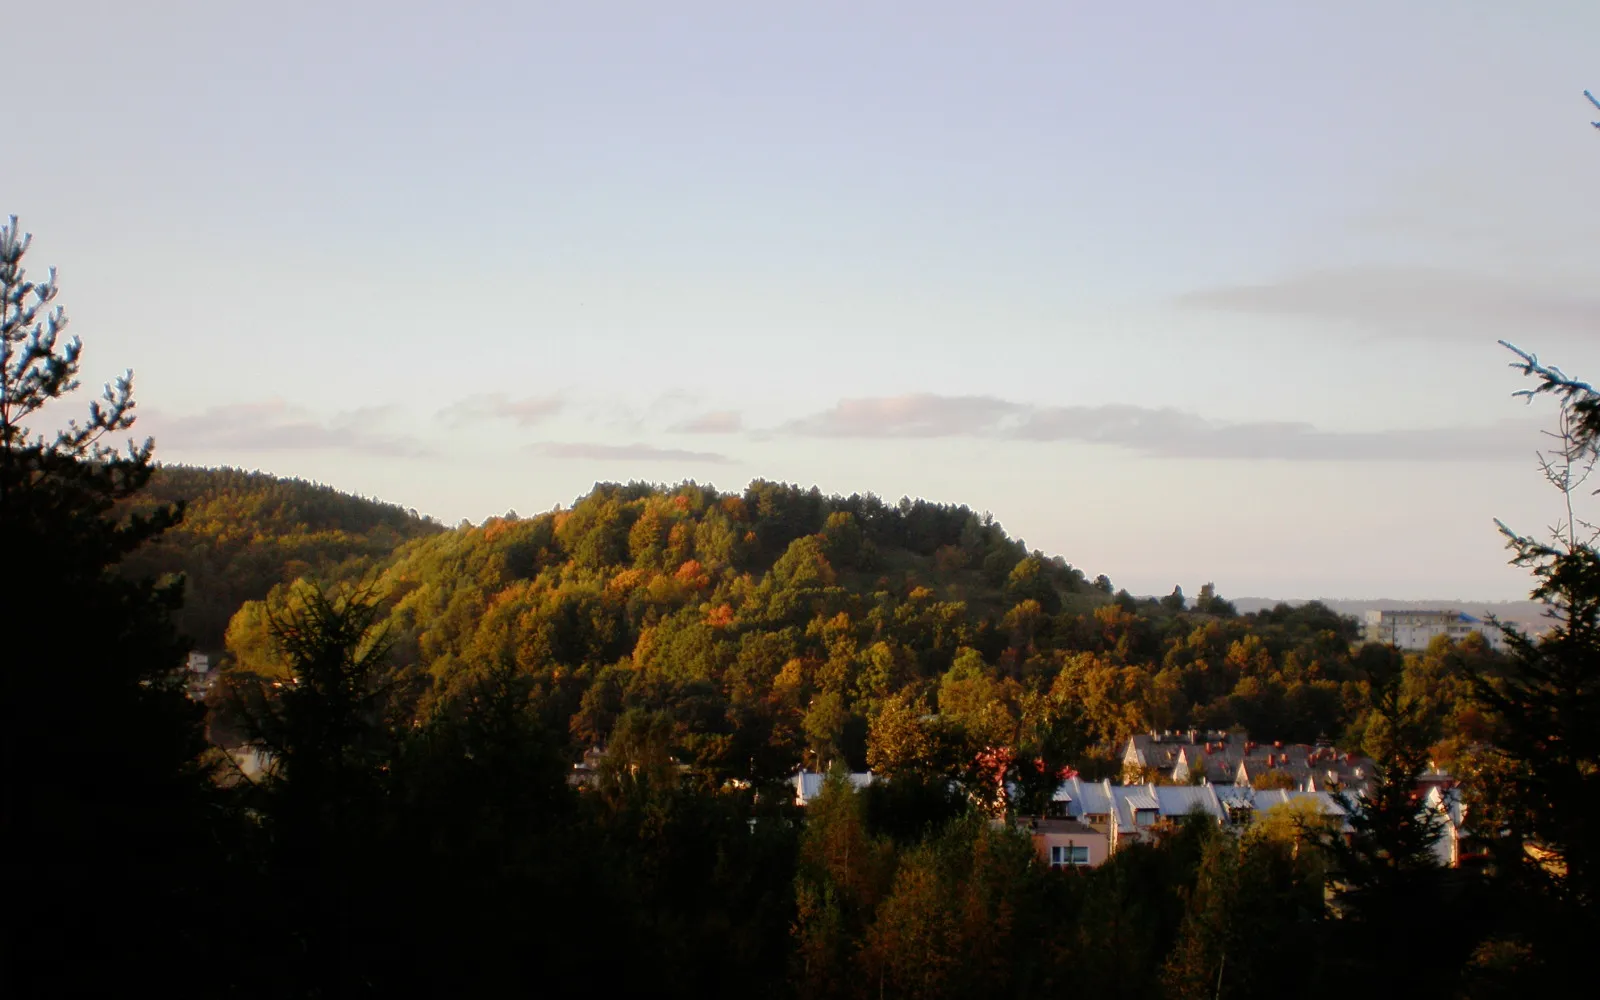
1053, 776, 1113, 817
1153, 784, 1225, 820
792, 770, 874, 806
1424, 785, 1465, 829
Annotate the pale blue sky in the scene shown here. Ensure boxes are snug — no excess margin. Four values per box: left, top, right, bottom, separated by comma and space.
8, 0, 1600, 599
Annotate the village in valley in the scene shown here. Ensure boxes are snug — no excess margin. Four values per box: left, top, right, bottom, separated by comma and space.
560, 607, 1499, 873
8, 5, 1598, 995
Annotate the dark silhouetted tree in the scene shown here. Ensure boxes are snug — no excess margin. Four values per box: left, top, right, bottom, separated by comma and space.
1460, 343, 1600, 987
0, 216, 227, 994
239, 583, 399, 996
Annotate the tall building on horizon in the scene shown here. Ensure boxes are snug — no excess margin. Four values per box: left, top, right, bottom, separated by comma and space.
1363, 609, 1506, 652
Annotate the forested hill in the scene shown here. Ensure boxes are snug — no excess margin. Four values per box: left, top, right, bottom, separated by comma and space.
206, 477, 1468, 787
117, 466, 445, 651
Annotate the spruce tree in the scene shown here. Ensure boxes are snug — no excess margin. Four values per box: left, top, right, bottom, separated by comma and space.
1464, 343, 1600, 982
0, 216, 222, 993
233, 583, 399, 996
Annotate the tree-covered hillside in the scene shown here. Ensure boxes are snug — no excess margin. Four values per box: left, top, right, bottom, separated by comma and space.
117, 466, 444, 652
217, 478, 1474, 787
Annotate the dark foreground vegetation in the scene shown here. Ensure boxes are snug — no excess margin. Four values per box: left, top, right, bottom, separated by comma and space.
3, 210, 1597, 998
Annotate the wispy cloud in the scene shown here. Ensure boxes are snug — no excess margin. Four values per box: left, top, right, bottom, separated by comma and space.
530, 441, 734, 464
781, 394, 1024, 438
144, 400, 429, 457
442, 393, 564, 426
1175, 265, 1600, 340
781, 393, 1540, 462
573, 391, 706, 433
1012, 405, 1537, 461
672, 410, 744, 434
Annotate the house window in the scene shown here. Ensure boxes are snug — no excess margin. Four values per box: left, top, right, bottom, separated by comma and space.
1050, 845, 1091, 868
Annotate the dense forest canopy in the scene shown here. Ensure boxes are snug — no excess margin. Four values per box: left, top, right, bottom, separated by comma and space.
172, 472, 1487, 788
116, 466, 444, 651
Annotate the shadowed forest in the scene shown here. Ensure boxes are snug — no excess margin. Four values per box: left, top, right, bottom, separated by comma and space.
4, 209, 1598, 999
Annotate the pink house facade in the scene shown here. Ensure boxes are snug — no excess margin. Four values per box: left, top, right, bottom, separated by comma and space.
1027, 817, 1110, 870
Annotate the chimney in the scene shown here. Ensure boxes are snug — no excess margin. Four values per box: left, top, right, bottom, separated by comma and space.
1187, 729, 1199, 744
1273, 741, 1282, 749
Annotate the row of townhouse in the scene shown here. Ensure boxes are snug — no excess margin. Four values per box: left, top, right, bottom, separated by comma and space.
1122, 730, 1380, 795
782, 766, 1477, 873
1033, 781, 1480, 872
1027, 778, 1352, 870
786, 770, 1351, 871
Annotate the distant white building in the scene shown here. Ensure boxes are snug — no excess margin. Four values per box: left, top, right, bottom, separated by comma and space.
792, 770, 874, 806
1364, 610, 1506, 652
185, 652, 215, 701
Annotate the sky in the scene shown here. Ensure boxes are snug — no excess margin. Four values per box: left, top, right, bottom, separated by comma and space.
7, 0, 1600, 600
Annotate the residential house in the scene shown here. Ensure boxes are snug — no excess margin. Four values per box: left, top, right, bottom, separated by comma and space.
1172, 742, 1246, 784
1026, 817, 1108, 869
1236, 741, 1376, 797
1414, 766, 1456, 800
1122, 729, 1243, 783
1036, 777, 1116, 866
1121, 730, 1376, 794
569, 747, 697, 787
1104, 783, 1231, 850
1299, 756, 1373, 798
1226, 787, 1350, 834
1050, 776, 1113, 827
185, 651, 214, 702
792, 770, 874, 806
1424, 784, 1485, 868
1153, 784, 1228, 826
1107, 784, 1160, 849
568, 746, 607, 788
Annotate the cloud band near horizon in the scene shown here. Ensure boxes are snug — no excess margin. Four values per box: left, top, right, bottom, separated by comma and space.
530, 441, 733, 464
779, 393, 1541, 462
141, 401, 430, 458
142, 392, 1546, 467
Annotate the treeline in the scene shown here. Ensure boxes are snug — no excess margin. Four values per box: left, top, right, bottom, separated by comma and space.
117, 466, 443, 650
